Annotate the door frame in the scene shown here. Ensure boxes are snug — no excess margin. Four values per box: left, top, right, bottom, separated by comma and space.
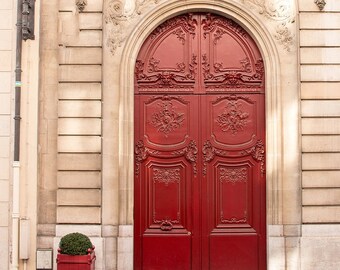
101, 1, 300, 269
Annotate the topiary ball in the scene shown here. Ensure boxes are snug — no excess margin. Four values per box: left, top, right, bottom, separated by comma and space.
59, 232, 93, 255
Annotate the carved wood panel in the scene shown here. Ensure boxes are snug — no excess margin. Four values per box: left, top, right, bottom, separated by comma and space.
135, 13, 266, 270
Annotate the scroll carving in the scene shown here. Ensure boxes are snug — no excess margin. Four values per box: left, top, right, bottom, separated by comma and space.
202, 13, 247, 38
135, 54, 197, 91
105, 0, 159, 55
242, 0, 295, 52
242, 140, 265, 176
134, 140, 159, 175
202, 141, 228, 175
221, 212, 247, 224
150, 13, 197, 40
202, 54, 264, 90
172, 140, 198, 175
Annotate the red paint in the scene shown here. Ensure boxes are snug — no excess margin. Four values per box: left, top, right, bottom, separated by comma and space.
134, 13, 266, 270
56, 250, 96, 270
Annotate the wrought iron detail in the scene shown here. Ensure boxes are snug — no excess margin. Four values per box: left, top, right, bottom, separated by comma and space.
153, 168, 180, 186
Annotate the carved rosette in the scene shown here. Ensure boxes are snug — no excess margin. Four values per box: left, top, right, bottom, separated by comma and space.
216, 100, 250, 135
242, 140, 265, 176
150, 100, 185, 137
172, 140, 198, 175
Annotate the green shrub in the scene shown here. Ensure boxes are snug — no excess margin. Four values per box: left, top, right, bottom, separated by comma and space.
59, 232, 93, 255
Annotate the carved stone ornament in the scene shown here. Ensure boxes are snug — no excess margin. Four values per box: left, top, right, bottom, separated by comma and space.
242, 0, 295, 52
314, 0, 326, 11
105, 0, 160, 55
76, 0, 87, 12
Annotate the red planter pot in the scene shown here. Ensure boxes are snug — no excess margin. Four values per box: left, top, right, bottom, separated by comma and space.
57, 247, 96, 270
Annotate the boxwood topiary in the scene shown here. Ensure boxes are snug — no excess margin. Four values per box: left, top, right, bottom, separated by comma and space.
59, 232, 93, 255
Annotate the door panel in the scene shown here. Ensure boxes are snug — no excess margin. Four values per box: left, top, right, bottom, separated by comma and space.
135, 13, 266, 270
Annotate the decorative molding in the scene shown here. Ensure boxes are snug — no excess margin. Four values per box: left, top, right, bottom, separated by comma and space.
202, 141, 228, 175
314, 0, 326, 11
242, 0, 295, 52
105, 0, 160, 55
220, 167, 248, 184
153, 168, 180, 186
76, 0, 87, 12
217, 100, 250, 135
242, 140, 265, 176
135, 54, 197, 90
172, 140, 198, 175
150, 99, 185, 137
134, 140, 159, 175
221, 212, 247, 224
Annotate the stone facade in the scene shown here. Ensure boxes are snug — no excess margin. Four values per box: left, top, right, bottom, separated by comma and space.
0, 1, 15, 270
2, 0, 340, 269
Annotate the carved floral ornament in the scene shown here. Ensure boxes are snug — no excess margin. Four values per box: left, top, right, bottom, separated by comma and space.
105, 0, 296, 55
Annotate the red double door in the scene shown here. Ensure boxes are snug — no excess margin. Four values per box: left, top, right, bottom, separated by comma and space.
134, 13, 266, 270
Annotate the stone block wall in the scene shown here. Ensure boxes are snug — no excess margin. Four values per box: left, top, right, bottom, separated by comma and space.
0, 1, 14, 269
299, 1, 340, 269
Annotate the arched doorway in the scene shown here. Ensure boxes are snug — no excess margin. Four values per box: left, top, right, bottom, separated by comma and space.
134, 13, 266, 270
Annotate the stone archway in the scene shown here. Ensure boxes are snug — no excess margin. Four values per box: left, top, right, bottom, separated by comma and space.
101, 1, 300, 269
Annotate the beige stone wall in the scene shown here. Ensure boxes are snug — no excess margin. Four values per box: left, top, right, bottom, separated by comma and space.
299, 1, 340, 269
0, 1, 15, 269
34, 0, 340, 269
300, 0, 340, 223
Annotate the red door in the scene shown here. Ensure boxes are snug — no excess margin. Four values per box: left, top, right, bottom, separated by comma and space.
134, 13, 266, 270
